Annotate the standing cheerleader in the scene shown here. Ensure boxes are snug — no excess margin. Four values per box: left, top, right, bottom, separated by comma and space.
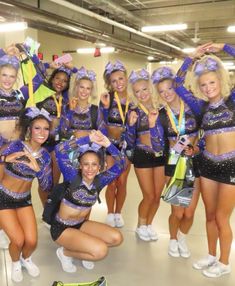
100, 60, 132, 227
126, 69, 165, 241
149, 66, 202, 258
176, 42, 235, 277
0, 107, 52, 282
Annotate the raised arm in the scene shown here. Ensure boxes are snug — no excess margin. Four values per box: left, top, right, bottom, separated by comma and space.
148, 110, 165, 152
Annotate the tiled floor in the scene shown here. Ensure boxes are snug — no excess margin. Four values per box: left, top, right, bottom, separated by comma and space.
1, 167, 235, 286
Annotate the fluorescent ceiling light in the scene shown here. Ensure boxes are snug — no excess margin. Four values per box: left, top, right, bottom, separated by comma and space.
147, 56, 154, 61
0, 22, 28, 32
227, 26, 235, 32
222, 62, 234, 67
182, 47, 195, 54
225, 66, 235, 70
141, 23, 187, 33
77, 47, 115, 54
160, 60, 178, 65
96, 42, 106, 47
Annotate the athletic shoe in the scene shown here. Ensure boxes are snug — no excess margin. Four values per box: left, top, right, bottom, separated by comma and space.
168, 239, 180, 257
202, 262, 231, 278
147, 225, 158, 241
0, 229, 9, 249
11, 261, 23, 283
177, 232, 190, 258
114, 213, 124, 228
82, 260, 95, 270
193, 255, 217, 270
20, 255, 40, 277
56, 247, 77, 273
106, 213, 115, 227
136, 225, 151, 241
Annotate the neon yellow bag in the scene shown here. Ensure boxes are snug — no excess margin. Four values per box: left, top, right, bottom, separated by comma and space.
52, 276, 107, 286
162, 155, 195, 207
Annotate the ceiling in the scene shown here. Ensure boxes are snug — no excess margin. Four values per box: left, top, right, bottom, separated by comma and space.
1, 0, 235, 62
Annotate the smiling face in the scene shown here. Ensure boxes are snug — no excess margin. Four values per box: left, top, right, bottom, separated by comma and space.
132, 80, 151, 104
51, 71, 69, 93
0, 65, 18, 92
79, 152, 100, 185
156, 79, 178, 104
198, 71, 222, 103
30, 118, 50, 145
109, 70, 127, 94
76, 79, 93, 102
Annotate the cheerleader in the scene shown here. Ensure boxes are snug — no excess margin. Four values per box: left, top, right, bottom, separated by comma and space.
126, 69, 165, 241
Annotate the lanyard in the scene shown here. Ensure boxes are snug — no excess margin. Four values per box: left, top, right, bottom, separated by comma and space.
28, 60, 35, 107
166, 100, 185, 136
114, 91, 129, 124
138, 103, 149, 115
52, 94, 62, 118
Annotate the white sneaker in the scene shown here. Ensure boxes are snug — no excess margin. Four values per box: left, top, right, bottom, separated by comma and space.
56, 247, 77, 273
193, 255, 217, 270
11, 261, 23, 283
147, 225, 158, 241
106, 213, 115, 227
0, 229, 9, 249
136, 225, 151, 241
114, 213, 124, 228
202, 262, 231, 278
82, 260, 95, 270
168, 239, 180, 257
178, 235, 191, 258
20, 255, 40, 277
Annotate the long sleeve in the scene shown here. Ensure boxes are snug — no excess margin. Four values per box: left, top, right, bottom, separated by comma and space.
0, 141, 21, 159
97, 107, 107, 136
96, 143, 125, 190
125, 116, 136, 148
0, 48, 6, 58
150, 117, 165, 152
36, 150, 52, 192
99, 101, 109, 123
55, 136, 91, 182
58, 111, 73, 140
223, 44, 235, 57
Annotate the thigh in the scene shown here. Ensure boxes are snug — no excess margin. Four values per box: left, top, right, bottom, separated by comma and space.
0, 209, 24, 241
200, 177, 219, 215
80, 220, 122, 245
185, 178, 201, 214
117, 160, 131, 185
16, 206, 37, 242
153, 166, 165, 194
217, 183, 235, 218
134, 167, 154, 195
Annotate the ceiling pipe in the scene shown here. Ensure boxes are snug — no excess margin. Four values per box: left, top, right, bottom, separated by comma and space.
49, 0, 182, 52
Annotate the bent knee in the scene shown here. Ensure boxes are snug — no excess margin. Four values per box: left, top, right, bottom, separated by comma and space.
109, 230, 123, 246
92, 243, 108, 260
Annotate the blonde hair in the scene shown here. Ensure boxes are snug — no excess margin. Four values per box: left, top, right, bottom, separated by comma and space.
153, 77, 176, 108
103, 69, 128, 92
69, 76, 98, 105
190, 54, 232, 99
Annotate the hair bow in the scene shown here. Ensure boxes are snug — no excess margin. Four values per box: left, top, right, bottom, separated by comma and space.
58, 66, 72, 76
0, 55, 20, 70
104, 60, 126, 76
79, 142, 102, 155
129, 69, 150, 84
76, 66, 96, 82
26, 107, 51, 122
194, 57, 218, 76
151, 67, 175, 84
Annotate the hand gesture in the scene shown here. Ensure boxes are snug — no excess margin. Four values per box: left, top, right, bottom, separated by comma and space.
49, 61, 62, 69
204, 43, 225, 53
100, 92, 110, 109
148, 109, 159, 128
89, 130, 111, 148
190, 42, 212, 59
63, 62, 73, 70
69, 96, 78, 110
128, 110, 138, 126
5, 44, 20, 58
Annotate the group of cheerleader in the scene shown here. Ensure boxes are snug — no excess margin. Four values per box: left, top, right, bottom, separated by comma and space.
0, 40, 235, 282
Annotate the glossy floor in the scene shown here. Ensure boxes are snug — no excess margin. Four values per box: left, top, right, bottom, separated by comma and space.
1, 168, 235, 286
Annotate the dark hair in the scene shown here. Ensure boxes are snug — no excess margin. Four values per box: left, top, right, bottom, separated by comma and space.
79, 149, 105, 171
48, 69, 70, 92
17, 108, 51, 141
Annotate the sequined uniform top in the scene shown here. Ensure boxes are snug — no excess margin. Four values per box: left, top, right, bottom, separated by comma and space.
99, 92, 132, 145
0, 140, 52, 192
59, 104, 107, 140
55, 136, 125, 208
126, 106, 156, 153
173, 43, 235, 141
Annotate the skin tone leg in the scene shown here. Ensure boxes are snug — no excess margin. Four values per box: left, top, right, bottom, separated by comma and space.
169, 178, 200, 239
56, 221, 123, 261
215, 183, 235, 265
0, 207, 37, 261
200, 177, 219, 256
